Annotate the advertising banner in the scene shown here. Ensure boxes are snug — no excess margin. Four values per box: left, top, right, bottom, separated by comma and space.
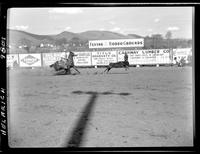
73, 52, 92, 66
7, 54, 19, 67
19, 53, 42, 67
155, 49, 172, 64
117, 49, 172, 65
91, 51, 117, 65
89, 39, 144, 48
172, 48, 192, 63
42, 52, 67, 66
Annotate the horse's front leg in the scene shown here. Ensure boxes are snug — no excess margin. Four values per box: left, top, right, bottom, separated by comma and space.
125, 66, 129, 71
72, 66, 81, 74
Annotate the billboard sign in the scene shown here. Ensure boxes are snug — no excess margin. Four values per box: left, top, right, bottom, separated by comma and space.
155, 49, 172, 64
89, 39, 144, 48
7, 54, 19, 67
73, 52, 92, 66
91, 51, 117, 65
117, 49, 172, 65
42, 52, 67, 66
19, 54, 42, 67
172, 48, 192, 63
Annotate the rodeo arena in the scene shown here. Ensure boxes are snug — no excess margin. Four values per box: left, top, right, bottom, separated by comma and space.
7, 38, 193, 148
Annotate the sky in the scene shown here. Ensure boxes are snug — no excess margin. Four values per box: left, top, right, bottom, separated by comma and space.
7, 7, 193, 39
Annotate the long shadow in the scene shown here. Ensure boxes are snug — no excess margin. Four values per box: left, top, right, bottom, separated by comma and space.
106, 72, 129, 74
66, 91, 98, 147
54, 71, 77, 76
65, 91, 131, 148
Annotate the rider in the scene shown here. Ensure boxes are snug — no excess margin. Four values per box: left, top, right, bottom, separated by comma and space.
59, 56, 66, 67
69, 51, 75, 66
59, 53, 68, 70
124, 52, 128, 62
65, 51, 76, 71
64, 52, 70, 70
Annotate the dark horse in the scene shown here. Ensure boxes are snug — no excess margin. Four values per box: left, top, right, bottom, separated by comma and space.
50, 51, 80, 75
103, 61, 129, 73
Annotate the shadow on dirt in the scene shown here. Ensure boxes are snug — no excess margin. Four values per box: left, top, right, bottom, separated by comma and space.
65, 90, 131, 148
53, 72, 77, 76
105, 72, 129, 74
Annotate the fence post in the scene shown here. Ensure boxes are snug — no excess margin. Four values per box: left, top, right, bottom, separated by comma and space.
41, 53, 43, 67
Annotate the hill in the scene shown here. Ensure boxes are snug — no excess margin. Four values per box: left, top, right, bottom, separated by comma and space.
7, 29, 143, 46
78, 30, 139, 40
7, 29, 192, 54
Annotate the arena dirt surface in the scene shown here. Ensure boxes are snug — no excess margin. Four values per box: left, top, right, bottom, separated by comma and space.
7, 66, 193, 148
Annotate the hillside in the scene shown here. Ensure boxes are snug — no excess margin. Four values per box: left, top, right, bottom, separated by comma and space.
7, 29, 192, 54
51, 31, 85, 41
7, 29, 143, 46
78, 30, 137, 40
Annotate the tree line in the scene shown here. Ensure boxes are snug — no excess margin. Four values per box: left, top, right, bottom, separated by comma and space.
8, 31, 192, 53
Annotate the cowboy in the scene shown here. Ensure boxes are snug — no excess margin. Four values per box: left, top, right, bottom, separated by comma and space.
124, 52, 128, 62
69, 51, 75, 66
59, 54, 67, 69
65, 51, 77, 72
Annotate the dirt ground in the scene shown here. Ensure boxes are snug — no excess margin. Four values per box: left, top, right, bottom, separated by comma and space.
7, 66, 193, 148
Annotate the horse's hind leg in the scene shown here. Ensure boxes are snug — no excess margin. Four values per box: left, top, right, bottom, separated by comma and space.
103, 66, 111, 73
103, 68, 108, 73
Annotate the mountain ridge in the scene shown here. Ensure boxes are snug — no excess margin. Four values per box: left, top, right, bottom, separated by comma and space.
7, 29, 144, 47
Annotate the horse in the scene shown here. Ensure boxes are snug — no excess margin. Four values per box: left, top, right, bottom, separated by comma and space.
174, 57, 186, 67
178, 57, 186, 67
66, 51, 81, 74
49, 60, 70, 74
50, 51, 80, 75
103, 60, 129, 73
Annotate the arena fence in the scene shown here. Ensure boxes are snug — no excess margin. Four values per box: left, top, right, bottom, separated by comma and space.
6, 48, 192, 68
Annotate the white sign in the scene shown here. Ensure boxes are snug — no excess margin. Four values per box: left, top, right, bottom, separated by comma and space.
118, 49, 172, 65
7, 54, 19, 67
173, 48, 191, 56
92, 51, 117, 65
73, 52, 92, 66
42, 52, 67, 66
19, 53, 42, 67
89, 39, 144, 48
173, 48, 192, 63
